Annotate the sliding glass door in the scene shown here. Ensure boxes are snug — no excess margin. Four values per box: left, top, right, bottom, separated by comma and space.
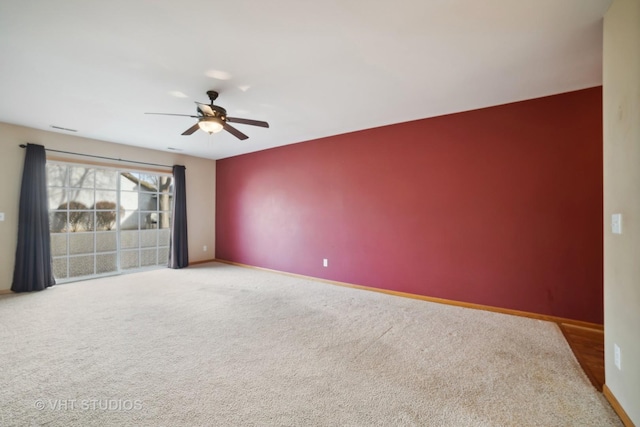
47, 162, 173, 282
119, 172, 172, 271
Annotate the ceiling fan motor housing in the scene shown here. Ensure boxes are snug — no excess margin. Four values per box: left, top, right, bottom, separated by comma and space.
198, 102, 227, 121
209, 105, 227, 120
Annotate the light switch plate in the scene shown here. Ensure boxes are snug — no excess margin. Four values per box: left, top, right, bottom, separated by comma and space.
611, 213, 622, 234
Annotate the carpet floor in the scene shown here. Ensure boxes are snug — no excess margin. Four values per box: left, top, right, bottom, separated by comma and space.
0, 262, 622, 426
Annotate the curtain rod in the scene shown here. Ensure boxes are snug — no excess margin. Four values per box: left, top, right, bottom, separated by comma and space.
19, 144, 173, 169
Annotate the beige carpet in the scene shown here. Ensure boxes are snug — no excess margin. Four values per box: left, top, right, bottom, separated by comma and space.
0, 262, 621, 426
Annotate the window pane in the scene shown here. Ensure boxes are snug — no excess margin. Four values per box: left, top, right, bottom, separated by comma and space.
120, 210, 139, 230
96, 253, 117, 274
139, 174, 159, 192
158, 175, 172, 191
158, 246, 169, 264
140, 193, 158, 211
141, 249, 157, 266
53, 257, 68, 279
67, 210, 92, 232
120, 230, 139, 249
96, 232, 117, 253
120, 250, 139, 270
69, 167, 94, 188
50, 211, 67, 232
120, 172, 142, 191
158, 193, 172, 213
67, 189, 94, 208
69, 233, 94, 255
159, 229, 170, 246
50, 233, 68, 257
141, 212, 159, 230
95, 169, 118, 190
158, 212, 171, 229
48, 188, 67, 209
120, 191, 139, 211
47, 164, 68, 187
69, 255, 94, 278
95, 190, 117, 206
95, 210, 118, 231
140, 230, 157, 248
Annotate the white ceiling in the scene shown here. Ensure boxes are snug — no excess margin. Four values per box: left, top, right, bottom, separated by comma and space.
0, 0, 611, 160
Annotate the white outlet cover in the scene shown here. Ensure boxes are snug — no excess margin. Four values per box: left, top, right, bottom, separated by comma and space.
611, 214, 622, 234
0, 212, 4, 221
614, 343, 621, 370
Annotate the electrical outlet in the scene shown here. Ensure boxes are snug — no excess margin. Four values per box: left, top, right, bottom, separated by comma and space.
614, 344, 621, 370
203, 245, 207, 252
611, 214, 622, 234
323, 258, 328, 267
0, 212, 4, 221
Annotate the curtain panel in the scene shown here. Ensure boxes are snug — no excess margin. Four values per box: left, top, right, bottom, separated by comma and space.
12, 143, 56, 292
169, 165, 188, 268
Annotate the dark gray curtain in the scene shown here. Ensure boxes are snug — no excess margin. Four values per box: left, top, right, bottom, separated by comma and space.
169, 165, 189, 268
12, 143, 56, 292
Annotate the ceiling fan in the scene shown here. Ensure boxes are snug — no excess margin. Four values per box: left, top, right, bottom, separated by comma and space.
145, 90, 269, 140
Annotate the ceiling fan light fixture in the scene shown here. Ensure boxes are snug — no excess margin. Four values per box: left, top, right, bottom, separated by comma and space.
198, 117, 224, 134
146, 90, 267, 139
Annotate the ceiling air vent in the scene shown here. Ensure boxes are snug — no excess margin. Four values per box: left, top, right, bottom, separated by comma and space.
50, 125, 77, 132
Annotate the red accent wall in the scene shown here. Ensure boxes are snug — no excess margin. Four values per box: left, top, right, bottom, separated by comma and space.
216, 87, 603, 323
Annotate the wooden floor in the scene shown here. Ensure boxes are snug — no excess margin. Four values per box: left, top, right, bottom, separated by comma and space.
559, 323, 605, 392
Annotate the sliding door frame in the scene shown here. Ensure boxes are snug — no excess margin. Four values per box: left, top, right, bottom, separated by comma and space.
47, 159, 173, 283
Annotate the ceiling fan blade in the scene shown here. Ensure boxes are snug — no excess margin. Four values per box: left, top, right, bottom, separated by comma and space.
222, 122, 248, 140
145, 112, 199, 118
181, 123, 200, 136
226, 117, 270, 128
196, 102, 215, 117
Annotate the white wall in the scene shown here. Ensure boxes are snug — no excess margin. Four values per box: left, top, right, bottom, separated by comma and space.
0, 122, 216, 291
603, 0, 640, 424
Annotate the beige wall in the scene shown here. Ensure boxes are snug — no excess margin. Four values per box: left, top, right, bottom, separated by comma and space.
603, 0, 640, 424
0, 122, 216, 291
